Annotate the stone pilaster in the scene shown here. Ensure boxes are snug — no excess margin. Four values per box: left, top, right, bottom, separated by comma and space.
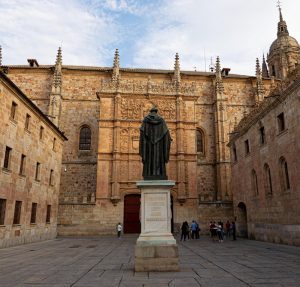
213, 57, 230, 201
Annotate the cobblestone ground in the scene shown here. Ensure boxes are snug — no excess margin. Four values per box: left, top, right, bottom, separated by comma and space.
0, 235, 299, 287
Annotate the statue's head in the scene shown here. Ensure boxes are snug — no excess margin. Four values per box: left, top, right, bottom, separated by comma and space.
150, 106, 158, 113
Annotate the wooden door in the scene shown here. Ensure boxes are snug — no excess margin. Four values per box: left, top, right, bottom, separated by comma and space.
124, 194, 141, 233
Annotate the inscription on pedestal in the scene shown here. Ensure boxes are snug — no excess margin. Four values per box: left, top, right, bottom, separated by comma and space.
144, 193, 167, 233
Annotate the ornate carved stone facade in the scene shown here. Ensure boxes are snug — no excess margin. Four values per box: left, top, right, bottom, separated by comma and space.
0, 7, 298, 238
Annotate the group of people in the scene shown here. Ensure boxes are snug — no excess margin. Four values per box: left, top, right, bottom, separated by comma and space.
209, 220, 236, 242
180, 220, 201, 241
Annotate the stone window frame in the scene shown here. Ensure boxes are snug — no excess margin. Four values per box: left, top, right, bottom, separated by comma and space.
3, 146, 12, 170
251, 169, 259, 196
30, 202, 37, 224
79, 125, 92, 151
49, 169, 54, 186
258, 121, 266, 146
13, 200, 22, 225
263, 163, 273, 196
279, 157, 290, 192
46, 205, 51, 223
277, 112, 285, 133
244, 139, 250, 155
232, 143, 237, 162
10, 101, 18, 121
35, 162, 41, 181
196, 127, 205, 157
19, 154, 26, 176
0, 198, 6, 225
53, 137, 56, 151
24, 113, 31, 131
39, 126, 44, 140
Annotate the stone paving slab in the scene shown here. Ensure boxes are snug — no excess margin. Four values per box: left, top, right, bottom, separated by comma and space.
0, 235, 299, 287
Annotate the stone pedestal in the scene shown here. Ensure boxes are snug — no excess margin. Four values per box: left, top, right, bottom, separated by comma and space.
135, 180, 179, 272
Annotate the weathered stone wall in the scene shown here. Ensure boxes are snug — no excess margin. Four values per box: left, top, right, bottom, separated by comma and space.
230, 80, 300, 246
0, 74, 65, 248
6, 66, 273, 235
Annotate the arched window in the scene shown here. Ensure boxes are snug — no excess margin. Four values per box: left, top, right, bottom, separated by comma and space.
264, 164, 273, 195
251, 169, 258, 196
279, 157, 290, 191
79, 126, 91, 150
196, 129, 205, 155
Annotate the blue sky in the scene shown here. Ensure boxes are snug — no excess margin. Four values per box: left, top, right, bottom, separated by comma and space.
1, 0, 300, 75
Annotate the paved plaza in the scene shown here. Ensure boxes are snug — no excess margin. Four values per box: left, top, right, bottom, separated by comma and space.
0, 235, 299, 287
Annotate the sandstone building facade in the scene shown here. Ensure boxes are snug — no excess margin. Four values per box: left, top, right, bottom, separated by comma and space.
0, 8, 298, 242
228, 68, 300, 246
0, 72, 67, 248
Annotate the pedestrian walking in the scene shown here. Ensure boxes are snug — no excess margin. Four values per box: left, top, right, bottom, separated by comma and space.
117, 222, 122, 238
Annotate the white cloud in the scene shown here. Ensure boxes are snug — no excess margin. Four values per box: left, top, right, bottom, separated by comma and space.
0, 0, 117, 65
132, 0, 300, 75
1, 0, 300, 76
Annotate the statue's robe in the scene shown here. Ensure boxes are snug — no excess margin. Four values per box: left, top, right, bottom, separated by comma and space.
139, 112, 171, 180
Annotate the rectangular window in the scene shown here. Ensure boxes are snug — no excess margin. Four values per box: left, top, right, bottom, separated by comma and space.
30, 203, 37, 224
277, 112, 285, 132
53, 138, 56, 151
10, 102, 17, 120
25, 114, 31, 130
13, 201, 22, 225
233, 144, 237, 162
49, 169, 54, 186
19, 154, 26, 175
245, 140, 250, 155
3, 146, 12, 170
0, 198, 6, 225
35, 162, 41, 181
259, 126, 265, 145
39, 126, 44, 140
46, 205, 51, 223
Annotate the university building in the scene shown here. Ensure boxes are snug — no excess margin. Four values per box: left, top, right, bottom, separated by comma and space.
0, 72, 67, 248
0, 8, 299, 246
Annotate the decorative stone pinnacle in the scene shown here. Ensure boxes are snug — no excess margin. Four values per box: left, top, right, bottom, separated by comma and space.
215, 56, 224, 93
112, 49, 120, 82
262, 54, 269, 78
256, 58, 265, 103
256, 58, 261, 78
174, 53, 181, 84
56, 47, 62, 66
53, 47, 62, 89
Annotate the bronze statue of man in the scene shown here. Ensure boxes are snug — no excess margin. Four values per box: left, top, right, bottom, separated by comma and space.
139, 107, 172, 180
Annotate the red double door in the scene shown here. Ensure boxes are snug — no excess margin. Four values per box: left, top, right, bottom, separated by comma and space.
123, 194, 141, 233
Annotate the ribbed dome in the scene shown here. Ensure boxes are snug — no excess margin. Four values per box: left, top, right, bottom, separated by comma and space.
269, 35, 300, 55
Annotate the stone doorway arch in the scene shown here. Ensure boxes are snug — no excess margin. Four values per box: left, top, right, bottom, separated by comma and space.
237, 202, 248, 237
123, 194, 141, 233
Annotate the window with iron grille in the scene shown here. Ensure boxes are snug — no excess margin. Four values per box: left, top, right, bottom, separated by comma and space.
19, 154, 26, 175
39, 126, 44, 140
10, 102, 17, 120
46, 205, 51, 223
79, 126, 91, 150
49, 169, 54, 186
3, 146, 12, 170
0, 198, 6, 225
25, 114, 31, 130
30, 203, 37, 224
13, 201, 22, 225
35, 162, 41, 181
277, 113, 285, 132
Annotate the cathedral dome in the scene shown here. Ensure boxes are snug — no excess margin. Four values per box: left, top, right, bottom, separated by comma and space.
269, 35, 300, 55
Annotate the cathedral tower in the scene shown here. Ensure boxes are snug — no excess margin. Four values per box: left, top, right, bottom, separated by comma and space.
267, 7, 300, 79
